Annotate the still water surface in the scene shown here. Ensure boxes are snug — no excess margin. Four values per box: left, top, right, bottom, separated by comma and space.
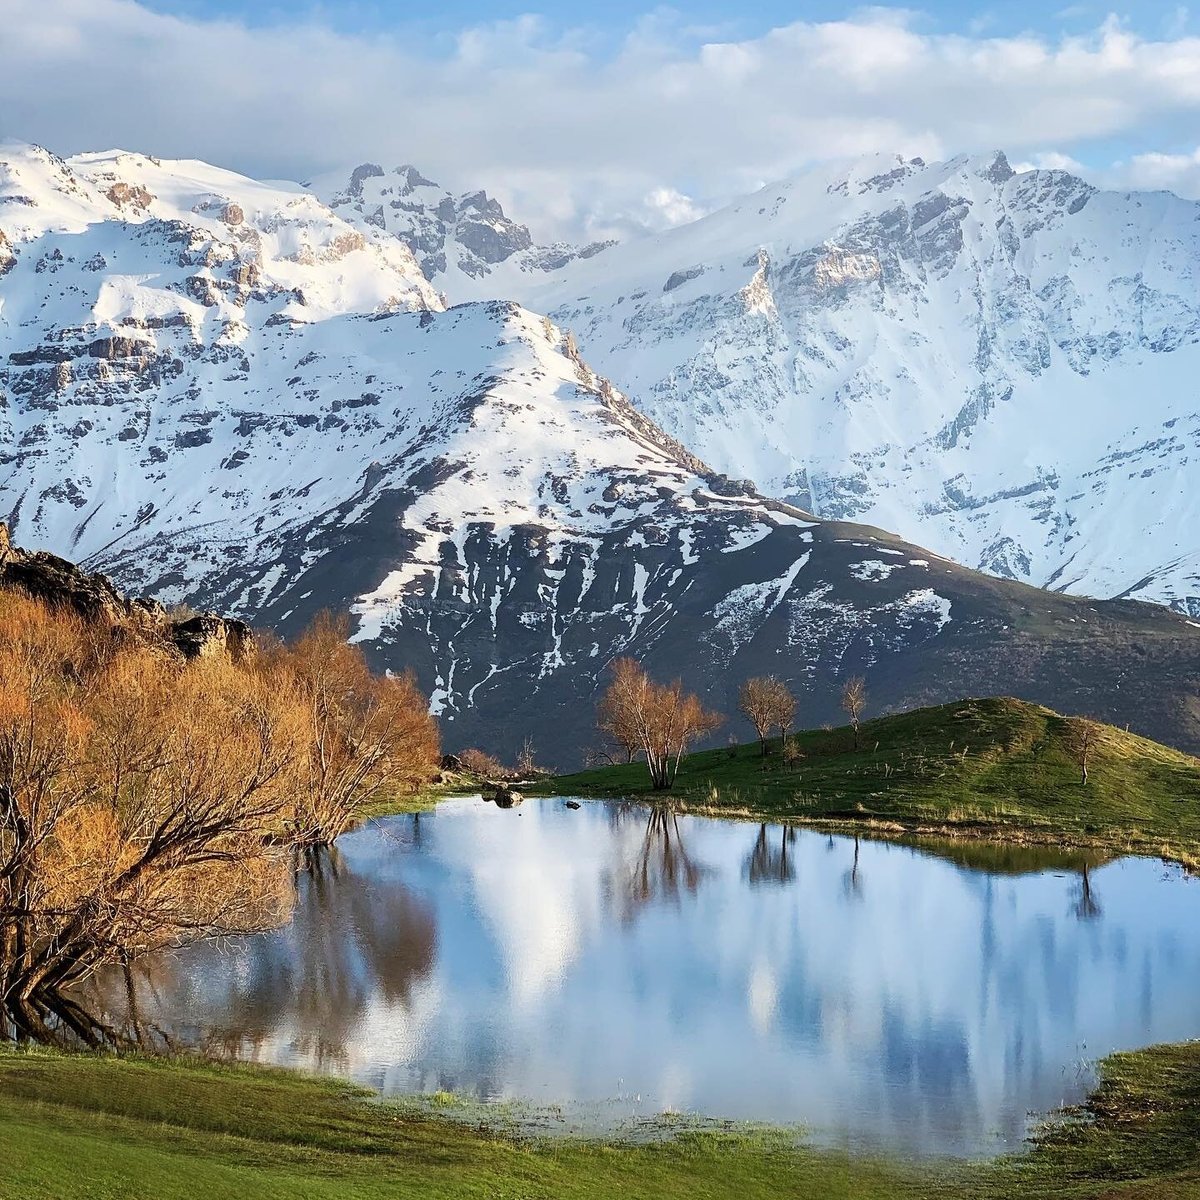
83, 798, 1200, 1156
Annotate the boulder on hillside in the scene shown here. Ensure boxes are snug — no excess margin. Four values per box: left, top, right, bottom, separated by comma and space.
169, 613, 255, 662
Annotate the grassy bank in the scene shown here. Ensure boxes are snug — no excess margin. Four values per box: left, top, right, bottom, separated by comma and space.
537, 697, 1200, 865
2, 1042, 1200, 1198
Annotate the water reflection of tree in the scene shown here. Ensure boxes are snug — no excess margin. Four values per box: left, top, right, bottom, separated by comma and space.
744, 824, 797, 886
77, 841, 436, 1064
613, 807, 710, 922
1071, 863, 1102, 922
842, 836, 864, 901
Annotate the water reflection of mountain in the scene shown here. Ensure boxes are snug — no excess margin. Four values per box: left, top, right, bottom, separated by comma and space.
81, 843, 436, 1066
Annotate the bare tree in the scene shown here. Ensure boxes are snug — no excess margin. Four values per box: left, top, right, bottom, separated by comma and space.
597, 657, 644, 763
773, 680, 797, 745
841, 676, 867, 749
516, 735, 537, 777
1062, 717, 1099, 785
597, 658, 721, 789
738, 676, 796, 758
739, 678, 776, 757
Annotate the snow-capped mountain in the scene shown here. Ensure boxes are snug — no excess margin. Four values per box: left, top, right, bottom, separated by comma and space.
426, 152, 1200, 616
4, 142, 1200, 762
309, 162, 614, 300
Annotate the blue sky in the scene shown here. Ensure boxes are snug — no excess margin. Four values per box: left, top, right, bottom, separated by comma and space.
6, 0, 1200, 239
137, 1, 1195, 42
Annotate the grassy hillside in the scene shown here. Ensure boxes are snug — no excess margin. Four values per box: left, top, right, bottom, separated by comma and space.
3, 1042, 1200, 1199
538, 697, 1200, 864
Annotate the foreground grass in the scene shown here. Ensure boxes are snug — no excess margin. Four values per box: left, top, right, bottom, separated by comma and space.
0, 1046, 930, 1199
2, 1043, 1200, 1198
539, 697, 1200, 865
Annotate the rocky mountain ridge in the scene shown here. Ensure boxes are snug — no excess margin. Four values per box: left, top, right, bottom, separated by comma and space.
309, 161, 614, 299
5, 141, 1200, 763
395, 151, 1200, 616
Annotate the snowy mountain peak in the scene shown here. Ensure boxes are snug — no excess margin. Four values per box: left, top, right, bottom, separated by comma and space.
488, 149, 1200, 614
309, 161, 615, 299
6, 140, 1200, 762
0, 142, 441, 329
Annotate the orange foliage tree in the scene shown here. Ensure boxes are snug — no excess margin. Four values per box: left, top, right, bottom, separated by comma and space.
596, 658, 721, 790
274, 613, 440, 847
0, 596, 438, 1041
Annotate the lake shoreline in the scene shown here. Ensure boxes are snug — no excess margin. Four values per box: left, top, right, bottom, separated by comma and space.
524, 698, 1200, 871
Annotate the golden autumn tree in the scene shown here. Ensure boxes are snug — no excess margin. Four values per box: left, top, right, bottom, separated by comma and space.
277, 613, 440, 847
0, 594, 302, 1041
0, 596, 440, 1041
596, 658, 721, 789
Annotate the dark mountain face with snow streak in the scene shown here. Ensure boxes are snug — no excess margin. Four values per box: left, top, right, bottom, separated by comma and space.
4, 142, 1200, 765
418, 152, 1200, 618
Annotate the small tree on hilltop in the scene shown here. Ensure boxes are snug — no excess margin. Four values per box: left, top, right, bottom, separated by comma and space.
841, 675, 867, 750
1062, 717, 1099, 785
739, 676, 796, 758
771, 678, 796, 745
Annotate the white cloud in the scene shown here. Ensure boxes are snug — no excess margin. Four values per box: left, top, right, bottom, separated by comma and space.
3, 0, 1200, 238
1107, 146, 1200, 197
1010, 150, 1087, 173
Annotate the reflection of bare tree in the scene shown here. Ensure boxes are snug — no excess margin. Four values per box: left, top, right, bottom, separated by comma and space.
74, 844, 436, 1063
1071, 863, 1102, 922
613, 807, 710, 922
842, 836, 864, 901
744, 824, 797, 886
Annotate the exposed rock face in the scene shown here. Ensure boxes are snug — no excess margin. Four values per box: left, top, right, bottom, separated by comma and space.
0, 521, 252, 661
169, 612, 255, 661
105, 181, 153, 210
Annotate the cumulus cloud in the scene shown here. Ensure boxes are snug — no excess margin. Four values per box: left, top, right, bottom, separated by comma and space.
3, 0, 1200, 238
1107, 147, 1200, 197
1010, 151, 1088, 174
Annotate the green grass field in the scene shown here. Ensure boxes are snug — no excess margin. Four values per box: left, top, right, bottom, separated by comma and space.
3, 1042, 1200, 1199
537, 697, 1200, 865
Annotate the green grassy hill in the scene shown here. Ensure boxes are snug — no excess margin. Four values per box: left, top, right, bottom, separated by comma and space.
539, 697, 1200, 865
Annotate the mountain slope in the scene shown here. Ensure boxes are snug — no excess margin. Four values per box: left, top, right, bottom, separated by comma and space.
449, 152, 1200, 615
4, 142, 1200, 765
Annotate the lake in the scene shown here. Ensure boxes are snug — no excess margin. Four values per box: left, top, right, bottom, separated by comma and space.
80, 797, 1200, 1157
